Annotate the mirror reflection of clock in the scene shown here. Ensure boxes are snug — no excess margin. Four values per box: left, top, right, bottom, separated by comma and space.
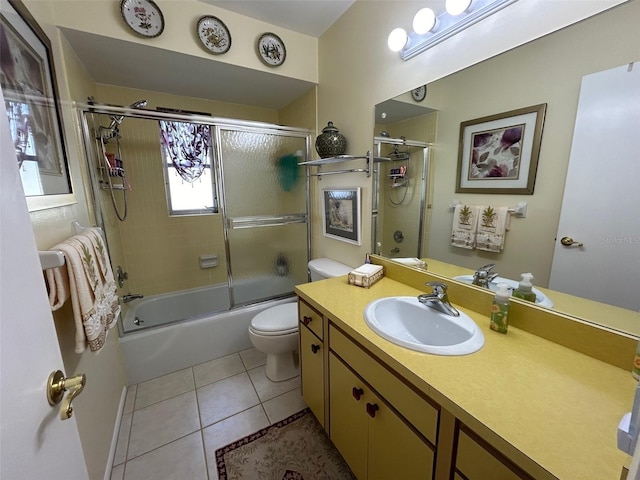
411, 85, 427, 102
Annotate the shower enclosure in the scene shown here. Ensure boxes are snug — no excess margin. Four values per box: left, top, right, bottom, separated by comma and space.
78, 102, 311, 333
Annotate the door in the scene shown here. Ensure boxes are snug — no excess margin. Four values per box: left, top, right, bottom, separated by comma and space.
549, 62, 640, 311
0, 91, 87, 478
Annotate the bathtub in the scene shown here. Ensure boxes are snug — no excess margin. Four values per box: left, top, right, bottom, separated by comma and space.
119, 279, 299, 384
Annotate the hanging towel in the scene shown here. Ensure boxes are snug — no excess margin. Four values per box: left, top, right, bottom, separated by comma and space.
49, 229, 120, 353
45, 263, 70, 311
476, 206, 511, 252
451, 204, 480, 249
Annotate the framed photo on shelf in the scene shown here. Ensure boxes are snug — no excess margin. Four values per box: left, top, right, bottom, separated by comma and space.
456, 103, 546, 194
0, 0, 71, 197
322, 187, 361, 245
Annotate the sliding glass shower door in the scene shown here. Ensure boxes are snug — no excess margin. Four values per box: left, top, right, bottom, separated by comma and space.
217, 125, 310, 306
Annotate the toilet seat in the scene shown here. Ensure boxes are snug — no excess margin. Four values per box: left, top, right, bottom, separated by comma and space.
250, 303, 298, 336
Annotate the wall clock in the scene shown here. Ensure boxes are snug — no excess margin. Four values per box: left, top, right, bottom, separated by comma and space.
411, 85, 427, 102
120, 0, 165, 38
197, 16, 231, 55
257, 32, 286, 67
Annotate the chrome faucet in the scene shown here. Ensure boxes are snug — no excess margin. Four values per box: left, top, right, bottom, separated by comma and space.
417, 282, 460, 317
472, 264, 499, 288
122, 293, 143, 303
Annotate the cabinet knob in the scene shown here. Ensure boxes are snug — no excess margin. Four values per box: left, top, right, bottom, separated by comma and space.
311, 344, 320, 354
352, 387, 364, 401
366, 402, 379, 418
302, 316, 312, 326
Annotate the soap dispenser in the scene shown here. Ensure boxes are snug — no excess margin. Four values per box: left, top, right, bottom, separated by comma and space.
490, 283, 511, 334
513, 273, 537, 302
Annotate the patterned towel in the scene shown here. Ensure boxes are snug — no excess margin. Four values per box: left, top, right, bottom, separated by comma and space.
476, 206, 511, 252
49, 228, 120, 353
451, 204, 480, 249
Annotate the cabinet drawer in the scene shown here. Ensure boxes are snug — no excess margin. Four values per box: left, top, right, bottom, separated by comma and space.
456, 428, 529, 480
329, 325, 439, 445
299, 300, 323, 340
300, 326, 325, 427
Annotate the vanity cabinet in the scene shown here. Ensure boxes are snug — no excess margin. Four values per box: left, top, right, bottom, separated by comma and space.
298, 300, 326, 427
329, 352, 435, 479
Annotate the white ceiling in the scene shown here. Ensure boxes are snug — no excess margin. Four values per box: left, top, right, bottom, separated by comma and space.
62, 0, 355, 110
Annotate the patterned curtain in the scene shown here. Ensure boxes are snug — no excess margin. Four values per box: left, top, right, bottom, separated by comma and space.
159, 121, 211, 183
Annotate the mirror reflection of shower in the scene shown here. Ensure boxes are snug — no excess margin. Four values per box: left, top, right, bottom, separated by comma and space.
93, 98, 148, 221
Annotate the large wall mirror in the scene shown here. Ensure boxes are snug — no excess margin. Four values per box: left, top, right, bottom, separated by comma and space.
0, 0, 74, 211
373, 2, 640, 337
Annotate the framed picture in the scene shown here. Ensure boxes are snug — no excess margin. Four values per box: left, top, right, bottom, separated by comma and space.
322, 187, 361, 245
0, 0, 71, 197
456, 104, 546, 194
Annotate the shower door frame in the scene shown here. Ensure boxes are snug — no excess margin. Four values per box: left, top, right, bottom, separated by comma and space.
76, 102, 312, 333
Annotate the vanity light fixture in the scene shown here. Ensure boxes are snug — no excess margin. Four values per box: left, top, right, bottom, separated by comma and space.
391, 0, 518, 60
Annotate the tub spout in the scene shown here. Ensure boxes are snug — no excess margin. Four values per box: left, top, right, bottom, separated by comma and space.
122, 293, 143, 303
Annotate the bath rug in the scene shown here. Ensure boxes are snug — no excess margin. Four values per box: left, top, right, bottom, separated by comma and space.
215, 408, 354, 480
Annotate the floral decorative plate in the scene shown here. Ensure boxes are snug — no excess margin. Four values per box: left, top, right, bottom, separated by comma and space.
197, 15, 231, 55
257, 32, 286, 67
120, 0, 165, 38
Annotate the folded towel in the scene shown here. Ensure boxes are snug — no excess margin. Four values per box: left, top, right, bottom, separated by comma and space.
476, 206, 511, 252
451, 204, 480, 249
392, 257, 427, 269
51, 230, 120, 353
45, 264, 70, 311
348, 264, 384, 288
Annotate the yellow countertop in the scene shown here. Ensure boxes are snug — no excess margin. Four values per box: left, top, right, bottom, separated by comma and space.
296, 274, 636, 480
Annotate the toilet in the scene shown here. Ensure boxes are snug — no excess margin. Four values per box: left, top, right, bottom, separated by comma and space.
248, 258, 352, 382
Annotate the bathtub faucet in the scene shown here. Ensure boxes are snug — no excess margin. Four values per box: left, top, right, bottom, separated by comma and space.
122, 293, 144, 303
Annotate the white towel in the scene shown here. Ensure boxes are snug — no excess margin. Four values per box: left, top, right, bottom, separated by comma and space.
451, 204, 480, 249
50, 229, 120, 353
45, 264, 70, 311
392, 257, 427, 269
476, 206, 510, 252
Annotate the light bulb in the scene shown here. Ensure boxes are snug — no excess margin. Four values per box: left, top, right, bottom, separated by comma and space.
387, 28, 408, 52
413, 8, 436, 35
445, 0, 472, 16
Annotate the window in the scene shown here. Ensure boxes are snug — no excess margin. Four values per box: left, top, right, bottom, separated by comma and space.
159, 120, 218, 215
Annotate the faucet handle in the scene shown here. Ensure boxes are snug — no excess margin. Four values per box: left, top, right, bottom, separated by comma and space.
425, 281, 447, 295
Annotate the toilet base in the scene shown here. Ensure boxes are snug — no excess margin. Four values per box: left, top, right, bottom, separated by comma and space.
265, 350, 300, 382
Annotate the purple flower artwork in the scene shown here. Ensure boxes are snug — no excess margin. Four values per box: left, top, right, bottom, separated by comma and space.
469, 125, 524, 180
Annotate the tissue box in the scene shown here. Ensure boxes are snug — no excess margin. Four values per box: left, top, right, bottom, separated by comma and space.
348, 264, 384, 288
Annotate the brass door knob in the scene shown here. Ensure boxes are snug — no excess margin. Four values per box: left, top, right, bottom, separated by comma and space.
560, 236, 584, 247
47, 370, 86, 420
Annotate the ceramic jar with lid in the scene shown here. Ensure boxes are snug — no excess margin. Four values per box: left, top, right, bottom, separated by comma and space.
315, 121, 347, 158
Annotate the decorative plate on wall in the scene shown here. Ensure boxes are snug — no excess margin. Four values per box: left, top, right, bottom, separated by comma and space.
257, 32, 286, 67
120, 0, 165, 38
411, 85, 427, 102
197, 15, 231, 55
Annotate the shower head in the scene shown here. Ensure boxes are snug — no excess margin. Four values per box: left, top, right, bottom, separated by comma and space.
106, 100, 148, 130
130, 99, 147, 109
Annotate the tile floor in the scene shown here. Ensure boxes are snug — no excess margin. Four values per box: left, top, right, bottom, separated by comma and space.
110, 347, 307, 480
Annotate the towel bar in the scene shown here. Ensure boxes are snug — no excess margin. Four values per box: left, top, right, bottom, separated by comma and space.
39, 221, 105, 270
449, 200, 527, 218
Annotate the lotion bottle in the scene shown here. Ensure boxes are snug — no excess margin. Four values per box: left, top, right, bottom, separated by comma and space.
512, 273, 537, 302
490, 283, 511, 334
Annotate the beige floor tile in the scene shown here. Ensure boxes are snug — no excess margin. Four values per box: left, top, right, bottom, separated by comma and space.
262, 389, 308, 424
247, 366, 301, 402
113, 412, 132, 466
197, 372, 260, 428
110, 464, 124, 480
127, 391, 200, 460
123, 385, 137, 414
135, 368, 195, 410
193, 353, 245, 388
202, 405, 270, 480
123, 432, 207, 480
239, 347, 267, 370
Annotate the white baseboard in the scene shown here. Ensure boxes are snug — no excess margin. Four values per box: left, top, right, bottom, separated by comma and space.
104, 386, 127, 480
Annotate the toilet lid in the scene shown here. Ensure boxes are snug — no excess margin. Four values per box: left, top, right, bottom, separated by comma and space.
250, 303, 298, 335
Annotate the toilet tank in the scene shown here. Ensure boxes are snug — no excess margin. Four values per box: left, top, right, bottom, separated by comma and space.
308, 258, 352, 281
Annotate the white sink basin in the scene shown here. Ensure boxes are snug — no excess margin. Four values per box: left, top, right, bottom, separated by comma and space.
364, 296, 485, 355
452, 275, 553, 308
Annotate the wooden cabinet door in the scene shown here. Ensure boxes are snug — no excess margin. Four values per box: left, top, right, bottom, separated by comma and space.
300, 326, 325, 426
329, 353, 368, 480
367, 393, 435, 480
